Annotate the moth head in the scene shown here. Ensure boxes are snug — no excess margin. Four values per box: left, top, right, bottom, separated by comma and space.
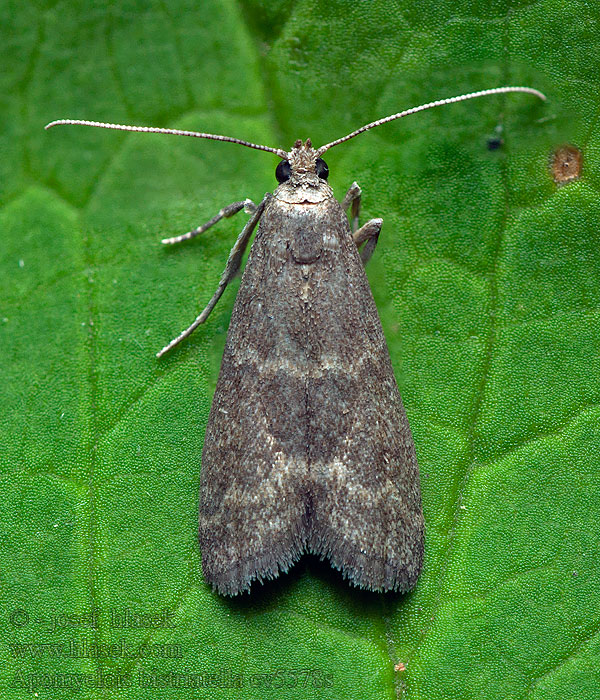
276, 139, 329, 184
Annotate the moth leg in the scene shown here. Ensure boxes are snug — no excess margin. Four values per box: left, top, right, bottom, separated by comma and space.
156, 194, 270, 358
342, 182, 383, 264
353, 218, 383, 265
161, 198, 256, 245
341, 181, 361, 234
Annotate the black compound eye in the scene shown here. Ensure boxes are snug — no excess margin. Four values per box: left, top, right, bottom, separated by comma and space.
276, 159, 292, 183
315, 158, 329, 179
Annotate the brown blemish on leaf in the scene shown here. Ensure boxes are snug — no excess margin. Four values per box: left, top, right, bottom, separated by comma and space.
551, 144, 582, 185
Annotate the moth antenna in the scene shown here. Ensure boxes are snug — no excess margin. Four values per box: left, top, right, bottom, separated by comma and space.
315, 86, 547, 156
44, 119, 289, 159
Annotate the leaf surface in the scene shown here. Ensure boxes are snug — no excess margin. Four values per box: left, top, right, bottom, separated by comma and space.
1, 1, 598, 698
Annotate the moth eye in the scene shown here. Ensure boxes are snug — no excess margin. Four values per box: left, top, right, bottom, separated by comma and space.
315, 158, 329, 180
276, 159, 292, 183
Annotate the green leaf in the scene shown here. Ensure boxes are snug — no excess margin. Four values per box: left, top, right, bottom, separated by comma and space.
1, 1, 599, 698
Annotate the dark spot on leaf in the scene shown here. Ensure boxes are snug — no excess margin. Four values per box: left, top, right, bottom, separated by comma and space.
487, 137, 504, 151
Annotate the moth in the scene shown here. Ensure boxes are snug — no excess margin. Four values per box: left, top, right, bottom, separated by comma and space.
46, 85, 546, 595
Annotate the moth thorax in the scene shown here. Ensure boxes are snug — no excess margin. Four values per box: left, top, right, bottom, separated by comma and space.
288, 138, 318, 173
